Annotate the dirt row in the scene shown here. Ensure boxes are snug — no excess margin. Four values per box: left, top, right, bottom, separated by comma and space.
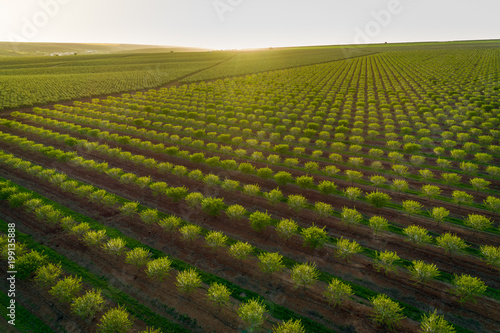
1, 144, 499, 332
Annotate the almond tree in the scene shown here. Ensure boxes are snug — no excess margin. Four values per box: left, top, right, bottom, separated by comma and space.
371, 294, 405, 330
464, 214, 492, 234
452, 191, 473, 208
436, 233, 467, 259
290, 262, 319, 291
228, 241, 253, 264
146, 257, 172, 281
366, 191, 391, 209
373, 250, 400, 275
420, 310, 456, 333
451, 274, 487, 304
71, 289, 105, 319
408, 260, 440, 284
206, 282, 231, 312
403, 225, 432, 247
402, 200, 423, 219
97, 306, 133, 333
429, 207, 449, 226
49, 276, 82, 303
276, 219, 299, 240
176, 269, 202, 297
341, 207, 363, 230
335, 238, 362, 262
238, 299, 266, 332
324, 278, 353, 307
479, 245, 500, 269
258, 252, 285, 277
272, 319, 305, 333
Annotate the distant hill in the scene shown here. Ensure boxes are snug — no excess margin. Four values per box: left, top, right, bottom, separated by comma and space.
0, 42, 211, 57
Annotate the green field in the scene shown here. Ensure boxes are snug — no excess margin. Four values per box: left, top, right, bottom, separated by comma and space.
0, 40, 499, 332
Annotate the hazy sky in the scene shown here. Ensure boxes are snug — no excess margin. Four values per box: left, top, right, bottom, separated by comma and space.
1, 0, 499, 49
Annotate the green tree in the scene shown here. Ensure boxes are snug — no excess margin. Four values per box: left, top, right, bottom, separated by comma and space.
366, 191, 391, 209
34, 263, 63, 288
249, 210, 272, 232
228, 241, 253, 263
369, 216, 390, 236
71, 289, 105, 319
479, 245, 500, 268
264, 188, 283, 205
318, 180, 337, 194
451, 274, 487, 304
341, 207, 363, 230
206, 282, 231, 311
125, 247, 150, 267
452, 191, 473, 208
205, 231, 228, 251
371, 294, 405, 330
276, 219, 298, 240
343, 187, 362, 201
408, 260, 440, 283
225, 204, 247, 220
301, 225, 328, 249
146, 257, 172, 281
335, 238, 362, 261
258, 252, 285, 276
274, 171, 293, 186
373, 250, 400, 275
402, 200, 423, 219
176, 269, 202, 296
97, 306, 133, 333
464, 214, 493, 234
49, 276, 82, 303
201, 197, 225, 216
290, 262, 319, 290
179, 225, 201, 242
419, 309, 456, 333
436, 233, 467, 259
429, 207, 449, 225
238, 299, 266, 332
272, 319, 305, 333
324, 278, 353, 307
287, 194, 308, 212
470, 178, 490, 192
403, 225, 432, 247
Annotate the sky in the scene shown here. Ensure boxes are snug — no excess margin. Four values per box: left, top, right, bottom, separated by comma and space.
1, 0, 499, 49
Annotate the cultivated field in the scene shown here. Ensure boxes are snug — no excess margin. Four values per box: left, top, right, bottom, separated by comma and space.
1, 41, 499, 332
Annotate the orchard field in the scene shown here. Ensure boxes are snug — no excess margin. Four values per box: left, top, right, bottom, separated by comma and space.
1, 41, 500, 333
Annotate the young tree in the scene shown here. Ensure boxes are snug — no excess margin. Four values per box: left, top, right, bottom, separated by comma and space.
146, 257, 172, 281
102, 237, 127, 256
403, 225, 432, 247
139, 209, 159, 225
343, 187, 362, 202
436, 233, 467, 259
287, 194, 308, 212
97, 306, 133, 333
34, 263, 63, 288
484, 196, 500, 215
324, 278, 353, 307
201, 197, 225, 216
429, 207, 450, 225
402, 200, 423, 219
238, 299, 266, 332
318, 180, 337, 194
295, 175, 314, 188
408, 260, 440, 283
290, 262, 319, 290
464, 214, 493, 234
313, 202, 332, 219
451, 274, 487, 304
301, 225, 328, 249
125, 247, 151, 267
479, 245, 500, 269
452, 191, 473, 208
274, 171, 293, 186
470, 178, 490, 192
71, 289, 105, 319
370, 175, 387, 187
205, 231, 228, 252
185, 192, 204, 208
264, 188, 283, 206
206, 282, 231, 311
366, 191, 391, 209
276, 219, 299, 240
272, 319, 306, 333
228, 241, 253, 263
419, 310, 456, 333
341, 207, 363, 230
420, 185, 442, 201
119, 202, 139, 216
176, 269, 202, 296
179, 225, 202, 242
158, 216, 182, 233
391, 179, 409, 193
419, 169, 434, 181
258, 252, 285, 276
345, 170, 363, 184
369, 216, 390, 236
371, 294, 405, 330
373, 250, 400, 275
249, 210, 272, 232
49, 276, 82, 303
335, 238, 362, 262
